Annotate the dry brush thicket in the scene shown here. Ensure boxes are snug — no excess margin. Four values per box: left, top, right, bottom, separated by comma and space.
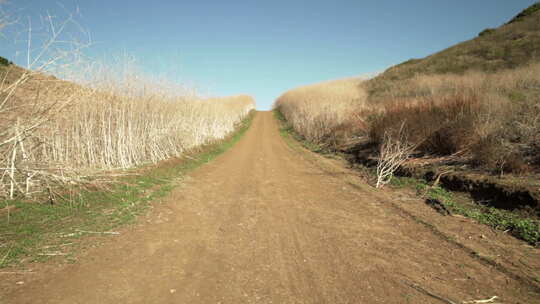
367, 63, 540, 173
275, 3, 540, 180
0, 13, 254, 200
0, 64, 254, 199
275, 63, 540, 177
274, 78, 367, 149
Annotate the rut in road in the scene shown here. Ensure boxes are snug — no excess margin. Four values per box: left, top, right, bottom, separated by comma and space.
3, 112, 539, 304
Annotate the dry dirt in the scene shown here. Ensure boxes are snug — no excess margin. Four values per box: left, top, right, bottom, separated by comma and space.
1, 112, 539, 304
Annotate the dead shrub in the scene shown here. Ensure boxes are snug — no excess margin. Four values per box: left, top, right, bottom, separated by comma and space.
471, 134, 531, 175
369, 92, 488, 155
274, 77, 368, 148
376, 124, 416, 188
277, 61, 540, 174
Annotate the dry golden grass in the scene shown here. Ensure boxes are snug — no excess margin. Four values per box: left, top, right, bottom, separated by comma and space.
275, 4, 540, 179
274, 77, 368, 148
366, 63, 540, 161
0, 8, 257, 199
370, 63, 540, 173
275, 63, 540, 174
0, 57, 254, 199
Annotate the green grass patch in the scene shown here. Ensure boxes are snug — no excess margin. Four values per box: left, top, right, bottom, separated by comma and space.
0, 112, 254, 268
366, 2, 540, 95
478, 28, 496, 37
391, 176, 540, 246
508, 2, 540, 24
0, 56, 11, 67
274, 109, 302, 150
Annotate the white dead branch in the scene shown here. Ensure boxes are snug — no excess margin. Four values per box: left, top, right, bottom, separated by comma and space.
463, 296, 500, 304
375, 124, 416, 188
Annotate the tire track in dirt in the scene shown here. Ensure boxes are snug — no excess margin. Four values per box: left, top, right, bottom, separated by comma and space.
2, 112, 539, 303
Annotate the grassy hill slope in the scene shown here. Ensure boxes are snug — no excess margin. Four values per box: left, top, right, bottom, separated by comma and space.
367, 3, 540, 96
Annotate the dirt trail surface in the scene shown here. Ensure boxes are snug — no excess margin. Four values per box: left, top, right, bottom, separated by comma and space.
2, 112, 540, 304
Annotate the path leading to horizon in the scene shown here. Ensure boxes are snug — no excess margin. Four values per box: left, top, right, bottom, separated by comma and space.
3, 112, 538, 303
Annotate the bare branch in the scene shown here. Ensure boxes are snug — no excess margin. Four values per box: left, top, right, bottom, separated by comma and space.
375, 123, 416, 188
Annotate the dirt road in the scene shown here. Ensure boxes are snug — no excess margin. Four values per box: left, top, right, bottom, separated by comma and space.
3, 112, 539, 303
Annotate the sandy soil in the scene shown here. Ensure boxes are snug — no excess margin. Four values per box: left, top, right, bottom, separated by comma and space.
2, 112, 539, 304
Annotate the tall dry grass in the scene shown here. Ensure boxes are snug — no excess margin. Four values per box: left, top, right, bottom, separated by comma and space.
366, 63, 540, 173
0, 62, 254, 199
0, 13, 254, 199
275, 64, 540, 174
274, 78, 368, 148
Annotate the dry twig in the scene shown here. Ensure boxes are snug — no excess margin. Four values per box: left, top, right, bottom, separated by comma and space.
462, 296, 499, 304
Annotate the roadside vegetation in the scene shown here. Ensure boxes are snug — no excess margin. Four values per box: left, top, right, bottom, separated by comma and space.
275, 78, 367, 150
391, 176, 539, 245
0, 114, 254, 267
0, 10, 254, 201
367, 63, 540, 174
0, 6, 255, 266
0, 61, 254, 200
274, 3, 540, 244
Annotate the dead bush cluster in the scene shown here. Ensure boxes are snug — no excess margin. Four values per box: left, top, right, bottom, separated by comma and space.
368, 93, 489, 155
274, 78, 368, 149
0, 12, 255, 199
275, 4, 540, 181
0, 63, 254, 199
367, 63, 540, 174
276, 63, 540, 177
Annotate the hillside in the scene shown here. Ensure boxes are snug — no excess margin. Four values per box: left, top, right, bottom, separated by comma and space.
275, 3, 540, 245
360, 3, 540, 173
367, 3, 540, 95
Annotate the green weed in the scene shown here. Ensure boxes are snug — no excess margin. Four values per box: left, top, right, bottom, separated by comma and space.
478, 28, 496, 37
0, 56, 11, 66
397, 176, 540, 246
508, 2, 540, 24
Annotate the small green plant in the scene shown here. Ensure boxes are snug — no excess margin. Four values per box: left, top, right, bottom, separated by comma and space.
507, 90, 527, 102
478, 28, 496, 37
423, 182, 539, 245
0, 55, 11, 66
389, 176, 417, 188
507, 2, 540, 24
390, 175, 540, 245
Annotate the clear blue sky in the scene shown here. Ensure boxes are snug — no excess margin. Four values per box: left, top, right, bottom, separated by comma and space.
2, 0, 538, 109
